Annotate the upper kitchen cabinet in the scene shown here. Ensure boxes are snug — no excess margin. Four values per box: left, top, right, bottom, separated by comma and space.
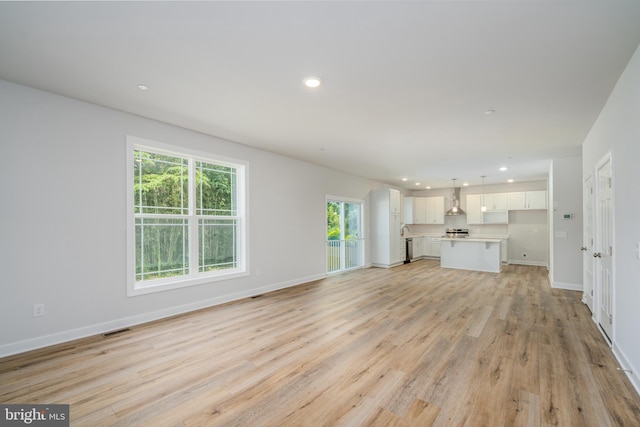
425, 196, 445, 224
404, 196, 444, 224
526, 190, 547, 209
467, 194, 508, 224
404, 197, 427, 224
483, 193, 508, 211
466, 194, 483, 224
389, 188, 401, 214
507, 190, 547, 210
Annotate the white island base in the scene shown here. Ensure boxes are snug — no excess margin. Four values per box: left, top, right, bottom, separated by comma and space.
440, 238, 502, 273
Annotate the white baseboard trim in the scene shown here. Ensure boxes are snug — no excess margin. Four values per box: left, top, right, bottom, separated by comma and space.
551, 281, 583, 291
612, 342, 640, 398
507, 260, 548, 267
0, 273, 327, 358
371, 262, 404, 268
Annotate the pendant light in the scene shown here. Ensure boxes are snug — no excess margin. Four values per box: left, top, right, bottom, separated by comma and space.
481, 175, 487, 212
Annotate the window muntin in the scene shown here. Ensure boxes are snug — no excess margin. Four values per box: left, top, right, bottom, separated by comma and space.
195, 161, 237, 216
135, 217, 189, 281
198, 218, 237, 272
128, 137, 247, 295
134, 150, 189, 215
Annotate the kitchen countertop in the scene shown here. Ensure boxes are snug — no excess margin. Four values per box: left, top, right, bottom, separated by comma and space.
403, 233, 509, 240
401, 233, 442, 238
440, 237, 503, 243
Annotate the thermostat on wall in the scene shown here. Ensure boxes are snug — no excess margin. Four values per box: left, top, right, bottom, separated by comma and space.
562, 213, 573, 220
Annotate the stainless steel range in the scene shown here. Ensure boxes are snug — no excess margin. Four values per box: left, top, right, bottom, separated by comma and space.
444, 228, 469, 238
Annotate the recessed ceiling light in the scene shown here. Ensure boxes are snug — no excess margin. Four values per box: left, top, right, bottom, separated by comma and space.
507, 179, 514, 183
499, 166, 508, 171
137, 84, 149, 91
463, 182, 469, 186
402, 178, 408, 182
303, 76, 322, 88
415, 182, 421, 186
425, 186, 431, 189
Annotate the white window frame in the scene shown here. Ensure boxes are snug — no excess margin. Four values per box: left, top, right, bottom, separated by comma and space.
126, 136, 249, 297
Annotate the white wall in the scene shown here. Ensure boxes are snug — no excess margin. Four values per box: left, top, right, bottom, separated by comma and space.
549, 155, 584, 290
582, 44, 640, 394
0, 80, 379, 356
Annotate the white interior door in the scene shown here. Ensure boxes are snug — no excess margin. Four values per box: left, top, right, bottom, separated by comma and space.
582, 176, 594, 312
595, 156, 614, 342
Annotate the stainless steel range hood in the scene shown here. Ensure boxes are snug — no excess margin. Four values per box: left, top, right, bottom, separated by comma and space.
445, 180, 465, 216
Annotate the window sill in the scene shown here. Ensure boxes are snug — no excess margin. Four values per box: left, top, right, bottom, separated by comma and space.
127, 269, 249, 297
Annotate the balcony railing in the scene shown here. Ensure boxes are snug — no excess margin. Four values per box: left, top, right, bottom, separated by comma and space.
326, 238, 364, 273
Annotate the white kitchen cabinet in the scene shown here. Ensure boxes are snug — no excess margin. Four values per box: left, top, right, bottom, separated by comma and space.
431, 238, 442, 257
425, 196, 445, 224
468, 194, 508, 224
525, 190, 547, 209
404, 197, 424, 224
440, 238, 502, 273
371, 189, 403, 268
404, 196, 442, 224
507, 190, 547, 210
403, 197, 415, 223
389, 188, 401, 214
501, 239, 508, 263
390, 213, 402, 264
466, 194, 483, 224
403, 197, 413, 223
412, 237, 424, 259
483, 193, 508, 211
422, 237, 432, 257
483, 193, 508, 224
467, 195, 509, 224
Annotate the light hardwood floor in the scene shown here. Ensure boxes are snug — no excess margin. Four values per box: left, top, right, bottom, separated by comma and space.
2, 261, 639, 426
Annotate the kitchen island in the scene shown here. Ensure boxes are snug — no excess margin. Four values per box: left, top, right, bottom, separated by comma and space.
440, 237, 503, 273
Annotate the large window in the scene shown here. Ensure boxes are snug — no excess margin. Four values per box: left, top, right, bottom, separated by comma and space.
127, 136, 247, 296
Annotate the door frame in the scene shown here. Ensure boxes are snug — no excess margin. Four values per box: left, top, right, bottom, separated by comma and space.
582, 175, 594, 312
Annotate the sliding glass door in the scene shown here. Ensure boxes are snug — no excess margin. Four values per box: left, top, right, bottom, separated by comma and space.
326, 198, 364, 273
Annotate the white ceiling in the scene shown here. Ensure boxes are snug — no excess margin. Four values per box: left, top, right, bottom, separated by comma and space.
2, 1, 640, 189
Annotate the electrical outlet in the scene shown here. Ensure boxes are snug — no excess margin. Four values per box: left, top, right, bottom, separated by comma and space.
33, 304, 45, 317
